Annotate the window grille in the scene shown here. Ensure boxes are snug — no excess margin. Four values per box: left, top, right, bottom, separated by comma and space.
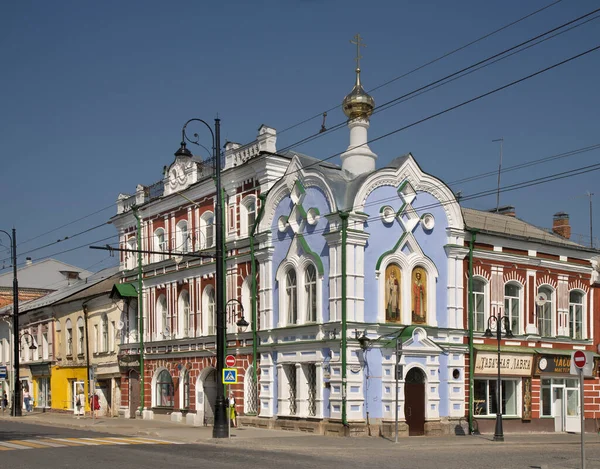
307, 364, 317, 417
287, 365, 297, 415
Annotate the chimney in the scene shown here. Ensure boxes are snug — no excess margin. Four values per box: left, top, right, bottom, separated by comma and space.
25, 257, 32, 266
489, 205, 516, 217
552, 212, 571, 239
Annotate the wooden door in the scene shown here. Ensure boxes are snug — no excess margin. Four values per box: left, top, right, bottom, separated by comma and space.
203, 369, 217, 425
129, 370, 140, 419
404, 368, 426, 436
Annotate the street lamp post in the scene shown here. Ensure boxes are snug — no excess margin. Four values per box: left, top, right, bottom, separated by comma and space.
0, 229, 19, 417
176, 118, 227, 438
484, 314, 513, 442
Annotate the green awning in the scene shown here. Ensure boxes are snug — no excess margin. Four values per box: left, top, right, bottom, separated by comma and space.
110, 283, 137, 299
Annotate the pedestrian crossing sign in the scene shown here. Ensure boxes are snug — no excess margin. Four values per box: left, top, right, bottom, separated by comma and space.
223, 368, 238, 384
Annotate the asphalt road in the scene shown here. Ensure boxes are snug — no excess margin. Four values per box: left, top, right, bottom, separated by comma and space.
2, 420, 600, 469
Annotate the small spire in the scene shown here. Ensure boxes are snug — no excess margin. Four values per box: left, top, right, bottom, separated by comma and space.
342, 34, 374, 120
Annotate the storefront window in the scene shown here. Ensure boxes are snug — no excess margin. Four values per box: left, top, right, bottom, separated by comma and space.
474, 379, 519, 416
155, 370, 174, 408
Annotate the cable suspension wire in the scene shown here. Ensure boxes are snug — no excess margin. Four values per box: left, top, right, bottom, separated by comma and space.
6, 26, 597, 264
276, 0, 564, 136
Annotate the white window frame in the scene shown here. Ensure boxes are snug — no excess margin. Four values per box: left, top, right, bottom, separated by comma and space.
504, 282, 522, 335
240, 195, 257, 237
473, 378, 520, 417
156, 295, 168, 340
473, 278, 488, 333
178, 290, 190, 338
77, 317, 85, 356
305, 264, 317, 323
101, 314, 108, 353
175, 220, 190, 254
200, 212, 215, 249
154, 228, 167, 262
537, 285, 554, 337
203, 286, 216, 336
277, 260, 321, 327
568, 290, 585, 340
125, 237, 137, 270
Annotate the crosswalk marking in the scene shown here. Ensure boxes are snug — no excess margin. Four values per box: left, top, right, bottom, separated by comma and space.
0, 441, 34, 449
7, 440, 47, 449
0, 436, 175, 451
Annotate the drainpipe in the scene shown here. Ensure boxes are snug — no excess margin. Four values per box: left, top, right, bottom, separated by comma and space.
249, 193, 268, 414
82, 303, 92, 407
340, 211, 349, 428
133, 208, 145, 416
468, 229, 477, 435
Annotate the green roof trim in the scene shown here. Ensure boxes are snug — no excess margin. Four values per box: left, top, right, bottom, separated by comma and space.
474, 345, 535, 354
296, 234, 324, 275
375, 233, 407, 271
110, 283, 137, 299
294, 179, 306, 195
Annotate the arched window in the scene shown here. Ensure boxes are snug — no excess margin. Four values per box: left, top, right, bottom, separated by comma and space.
77, 317, 84, 356
179, 290, 191, 338
203, 286, 216, 335
154, 228, 166, 262
200, 212, 215, 249
305, 264, 317, 322
65, 319, 73, 356
240, 196, 257, 237
155, 369, 174, 408
175, 220, 190, 253
473, 279, 487, 332
569, 291, 584, 339
537, 285, 554, 337
504, 283, 521, 335
125, 237, 137, 270
156, 295, 168, 340
286, 269, 298, 324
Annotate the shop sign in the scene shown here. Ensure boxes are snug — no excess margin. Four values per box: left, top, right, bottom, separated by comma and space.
534, 354, 574, 375
474, 352, 533, 376
118, 354, 141, 371
29, 363, 50, 377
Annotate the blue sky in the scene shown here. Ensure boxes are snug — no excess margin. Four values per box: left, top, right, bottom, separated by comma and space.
1, 0, 599, 279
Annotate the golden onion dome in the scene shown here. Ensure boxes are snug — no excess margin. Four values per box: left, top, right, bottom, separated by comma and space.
342, 68, 375, 119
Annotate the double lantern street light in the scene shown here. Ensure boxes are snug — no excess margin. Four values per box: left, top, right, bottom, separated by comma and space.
0, 229, 21, 417
175, 118, 231, 438
483, 314, 514, 442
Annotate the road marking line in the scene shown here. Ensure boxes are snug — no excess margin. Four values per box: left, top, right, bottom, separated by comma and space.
134, 437, 179, 444
0, 441, 33, 449
82, 438, 129, 445
32, 439, 67, 447
52, 438, 100, 446
102, 437, 151, 444
0, 445, 13, 451
8, 440, 48, 449
44, 438, 84, 446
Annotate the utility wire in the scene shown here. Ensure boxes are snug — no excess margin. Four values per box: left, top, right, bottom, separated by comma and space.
276, 0, 563, 136
5, 4, 586, 254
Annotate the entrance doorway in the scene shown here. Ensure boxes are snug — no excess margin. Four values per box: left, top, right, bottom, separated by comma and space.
404, 367, 426, 436
203, 369, 217, 425
128, 370, 140, 419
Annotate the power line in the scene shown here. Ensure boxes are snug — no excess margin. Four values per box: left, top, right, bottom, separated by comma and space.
7, 16, 597, 263
276, 0, 564, 136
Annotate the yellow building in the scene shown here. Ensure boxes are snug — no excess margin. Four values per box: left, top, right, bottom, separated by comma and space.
18, 267, 121, 415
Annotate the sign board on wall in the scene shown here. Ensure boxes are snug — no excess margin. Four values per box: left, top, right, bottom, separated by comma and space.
532, 353, 589, 376
474, 352, 533, 376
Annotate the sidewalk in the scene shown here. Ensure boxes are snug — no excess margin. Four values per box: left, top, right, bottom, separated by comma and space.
1, 411, 599, 452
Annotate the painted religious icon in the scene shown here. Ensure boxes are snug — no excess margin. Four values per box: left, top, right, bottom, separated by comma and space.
411, 267, 427, 324
385, 264, 401, 322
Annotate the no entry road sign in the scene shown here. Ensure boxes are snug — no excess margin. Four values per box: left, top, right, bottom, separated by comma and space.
573, 350, 587, 369
226, 355, 236, 367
